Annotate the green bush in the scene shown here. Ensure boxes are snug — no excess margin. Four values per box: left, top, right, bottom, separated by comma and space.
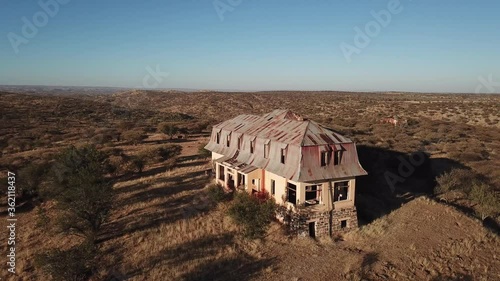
228, 192, 276, 239
35, 242, 96, 281
207, 184, 232, 203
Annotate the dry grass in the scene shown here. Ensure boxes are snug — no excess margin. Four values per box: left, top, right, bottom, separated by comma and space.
1, 90, 499, 280
95, 157, 275, 281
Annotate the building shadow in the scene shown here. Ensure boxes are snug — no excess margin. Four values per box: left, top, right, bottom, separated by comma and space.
355, 145, 467, 224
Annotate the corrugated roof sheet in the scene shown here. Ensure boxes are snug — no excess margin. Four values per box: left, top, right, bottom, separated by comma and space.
205, 110, 367, 182
211, 109, 350, 146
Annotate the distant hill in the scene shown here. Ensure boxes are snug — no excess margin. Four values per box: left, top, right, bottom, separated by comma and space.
0, 85, 242, 96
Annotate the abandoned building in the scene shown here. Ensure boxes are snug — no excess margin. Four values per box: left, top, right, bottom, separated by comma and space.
205, 109, 367, 237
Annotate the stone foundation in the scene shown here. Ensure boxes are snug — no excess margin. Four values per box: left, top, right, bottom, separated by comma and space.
277, 206, 358, 237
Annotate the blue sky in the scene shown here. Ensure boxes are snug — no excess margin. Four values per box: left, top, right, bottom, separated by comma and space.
0, 0, 499, 92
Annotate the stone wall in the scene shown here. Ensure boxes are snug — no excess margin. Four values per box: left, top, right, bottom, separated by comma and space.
276, 206, 358, 237
331, 207, 358, 232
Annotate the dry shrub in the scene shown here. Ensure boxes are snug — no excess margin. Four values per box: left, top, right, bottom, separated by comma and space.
35, 242, 96, 281
122, 129, 145, 145
158, 144, 182, 161
468, 182, 499, 220
207, 183, 232, 203
434, 168, 479, 194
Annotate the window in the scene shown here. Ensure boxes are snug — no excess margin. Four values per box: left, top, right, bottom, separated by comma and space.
218, 164, 225, 181
334, 181, 349, 202
321, 151, 331, 166
270, 179, 276, 195
226, 133, 231, 147
305, 185, 321, 205
287, 183, 296, 204
280, 148, 286, 164
334, 150, 343, 165
216, 131, 220, 144
237, 136, 242, 150
239, 174, 245, 186
250, 140, 255, 153
251, 179, 260, 191
340, 220, 347, 229
264, 142, 270, 158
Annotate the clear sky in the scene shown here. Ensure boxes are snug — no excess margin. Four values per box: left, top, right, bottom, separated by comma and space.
1, 0, 499, 92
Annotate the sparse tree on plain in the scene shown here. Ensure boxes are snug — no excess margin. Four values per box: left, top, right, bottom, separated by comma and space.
159, 122, 179, 139
49, 145, 113, 243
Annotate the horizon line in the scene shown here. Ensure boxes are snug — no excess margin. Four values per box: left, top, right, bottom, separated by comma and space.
0, 84, 498, 95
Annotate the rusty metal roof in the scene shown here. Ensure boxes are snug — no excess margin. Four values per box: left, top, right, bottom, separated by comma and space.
211, 109, 351, 146
215, 155, 259, 174
205, 110, 367, 182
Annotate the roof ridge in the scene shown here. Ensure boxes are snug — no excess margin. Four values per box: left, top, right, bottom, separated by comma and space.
300, 120, 312, 146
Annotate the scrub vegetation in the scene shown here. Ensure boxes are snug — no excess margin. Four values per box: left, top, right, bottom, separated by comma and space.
0, 89, 499, 280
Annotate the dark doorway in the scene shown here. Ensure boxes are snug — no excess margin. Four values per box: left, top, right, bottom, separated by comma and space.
219, 165, 225, 181
228, 174, 235, 190
308, 222, 316, 238
287, 183, 297, 205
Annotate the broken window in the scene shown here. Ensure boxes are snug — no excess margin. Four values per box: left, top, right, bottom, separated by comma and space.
334, 150, 343, 165
264, 141, 270, 158
237, 136, 242, 150
341, 220, 347, 229
280, 148, 286, 164
334, 181, 349, 202
305, 185, 321, 205
321, 151, 331, 166
251, 179, 260, 191
270, 179, 276, 195
239, 173, 245, 186
218, 164, 225, 181
287, 183, 296, 205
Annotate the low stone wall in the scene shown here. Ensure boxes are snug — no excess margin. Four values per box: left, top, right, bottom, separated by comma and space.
276, 206, 358, 237
331, 207, 358, 232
